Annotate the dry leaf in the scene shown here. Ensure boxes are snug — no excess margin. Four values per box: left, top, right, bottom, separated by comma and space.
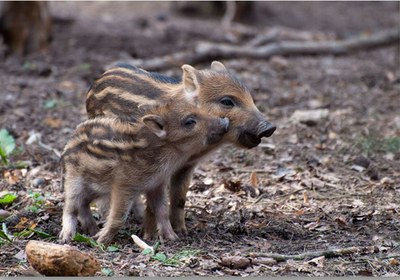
303, 191, 309, 204
306, 256, 325, 268
43, 117, 63, 128
4, 169, 24, 185
223, 179, 242, 192
250, 171, 258, 188
389, 258, 399, 266
335, 216, 348, 227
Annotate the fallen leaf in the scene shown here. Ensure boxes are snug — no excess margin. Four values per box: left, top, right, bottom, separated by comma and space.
380, 177, 394, 185
250, 171, 258, 188
223, 179, 242, 193
306, 256, 325, 268
43, 117, 63, 128
303, 191, 309, 204
274, 166, 296, 179
4, 169, 24, 185
335, 216, 348, 227
14, 249, 26, 261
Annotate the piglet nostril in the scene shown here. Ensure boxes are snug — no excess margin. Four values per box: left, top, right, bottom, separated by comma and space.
257, 123, 276, 138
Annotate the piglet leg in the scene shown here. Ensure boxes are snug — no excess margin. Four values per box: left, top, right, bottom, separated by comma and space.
95, 187, 133, 244
144, 184, 178, 242
169, 164, 195, 235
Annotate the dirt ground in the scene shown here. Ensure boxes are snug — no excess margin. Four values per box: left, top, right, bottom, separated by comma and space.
0, 1, 399, 277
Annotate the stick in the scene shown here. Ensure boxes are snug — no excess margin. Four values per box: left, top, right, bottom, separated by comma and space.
107, 28, 399, 71
248, 246, 379, 262
247, 27, 332, 47
37, 140, 61, 158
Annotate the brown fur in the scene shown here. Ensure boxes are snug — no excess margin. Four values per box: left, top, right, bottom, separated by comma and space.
60, 102, 228, 243
85, 61, 275, 236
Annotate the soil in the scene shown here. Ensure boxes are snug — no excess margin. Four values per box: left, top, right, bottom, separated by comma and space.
0, 1, 399, 277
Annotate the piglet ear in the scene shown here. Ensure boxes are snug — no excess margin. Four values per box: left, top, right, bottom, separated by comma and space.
141, 114, 166, 139
181, 64, 200, 104
211, 61, 227, 72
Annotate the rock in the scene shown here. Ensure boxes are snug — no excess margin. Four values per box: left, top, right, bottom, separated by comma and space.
351, 165, 365, 173
383, 153, 394, 161
366, 168, 379, 181
353, 155, 370, 169
290, 109, 329, 126
32, 178, 45, 187
25, 240, 101, 276
0, 209, 12, 220
258, 143, 276, 154
307, 99, 324, 109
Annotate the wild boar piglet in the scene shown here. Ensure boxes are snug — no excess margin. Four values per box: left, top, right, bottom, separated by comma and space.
86, 61, 276, 235
59, 102, 229, 244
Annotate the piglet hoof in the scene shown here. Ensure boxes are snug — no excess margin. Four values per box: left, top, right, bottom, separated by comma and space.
59, 228, 75, 243
171, 220, 188, 236
84, 225, 99, 237
160, 228, 179, 242
143, 232, 155, 242
174, 225, 188, 237
94, 231, 113, 245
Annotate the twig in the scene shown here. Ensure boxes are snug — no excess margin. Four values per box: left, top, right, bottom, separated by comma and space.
248, 246, 379, 262
237, 169, 273, 173
107, 27, 399, 71
37, 140, 61, 159
311, 190, 372, 200
247, 27, 332, 47
221, 1, 236, 29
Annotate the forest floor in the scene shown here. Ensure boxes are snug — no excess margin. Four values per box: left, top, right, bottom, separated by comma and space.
0, 1, 399, 277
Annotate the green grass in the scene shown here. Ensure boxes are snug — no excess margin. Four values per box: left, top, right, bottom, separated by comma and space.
355, 134, 400, 155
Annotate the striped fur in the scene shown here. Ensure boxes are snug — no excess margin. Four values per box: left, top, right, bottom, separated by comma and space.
84, 61, 275, 238
60, 102, 227, 244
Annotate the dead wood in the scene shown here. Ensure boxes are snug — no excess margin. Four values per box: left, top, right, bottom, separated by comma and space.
247, 27, 334, 47
107, 27, 399, 71
248, 246, 379, 262
25, 240, 101, 276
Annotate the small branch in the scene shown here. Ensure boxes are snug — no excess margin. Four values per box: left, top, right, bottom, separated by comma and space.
247, 27, 333, 47
221, 1, 236, 30
37, 140, 61, 159
107, 27, 399, 71
248, 246, 379, 262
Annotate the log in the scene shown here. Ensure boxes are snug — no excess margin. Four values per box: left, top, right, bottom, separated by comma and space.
25, 240, 101, 276
107, 27, 399, 71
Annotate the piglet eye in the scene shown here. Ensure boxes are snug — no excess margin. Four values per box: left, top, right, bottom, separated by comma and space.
220, 97, 235, 108
183, 117, 197, 129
